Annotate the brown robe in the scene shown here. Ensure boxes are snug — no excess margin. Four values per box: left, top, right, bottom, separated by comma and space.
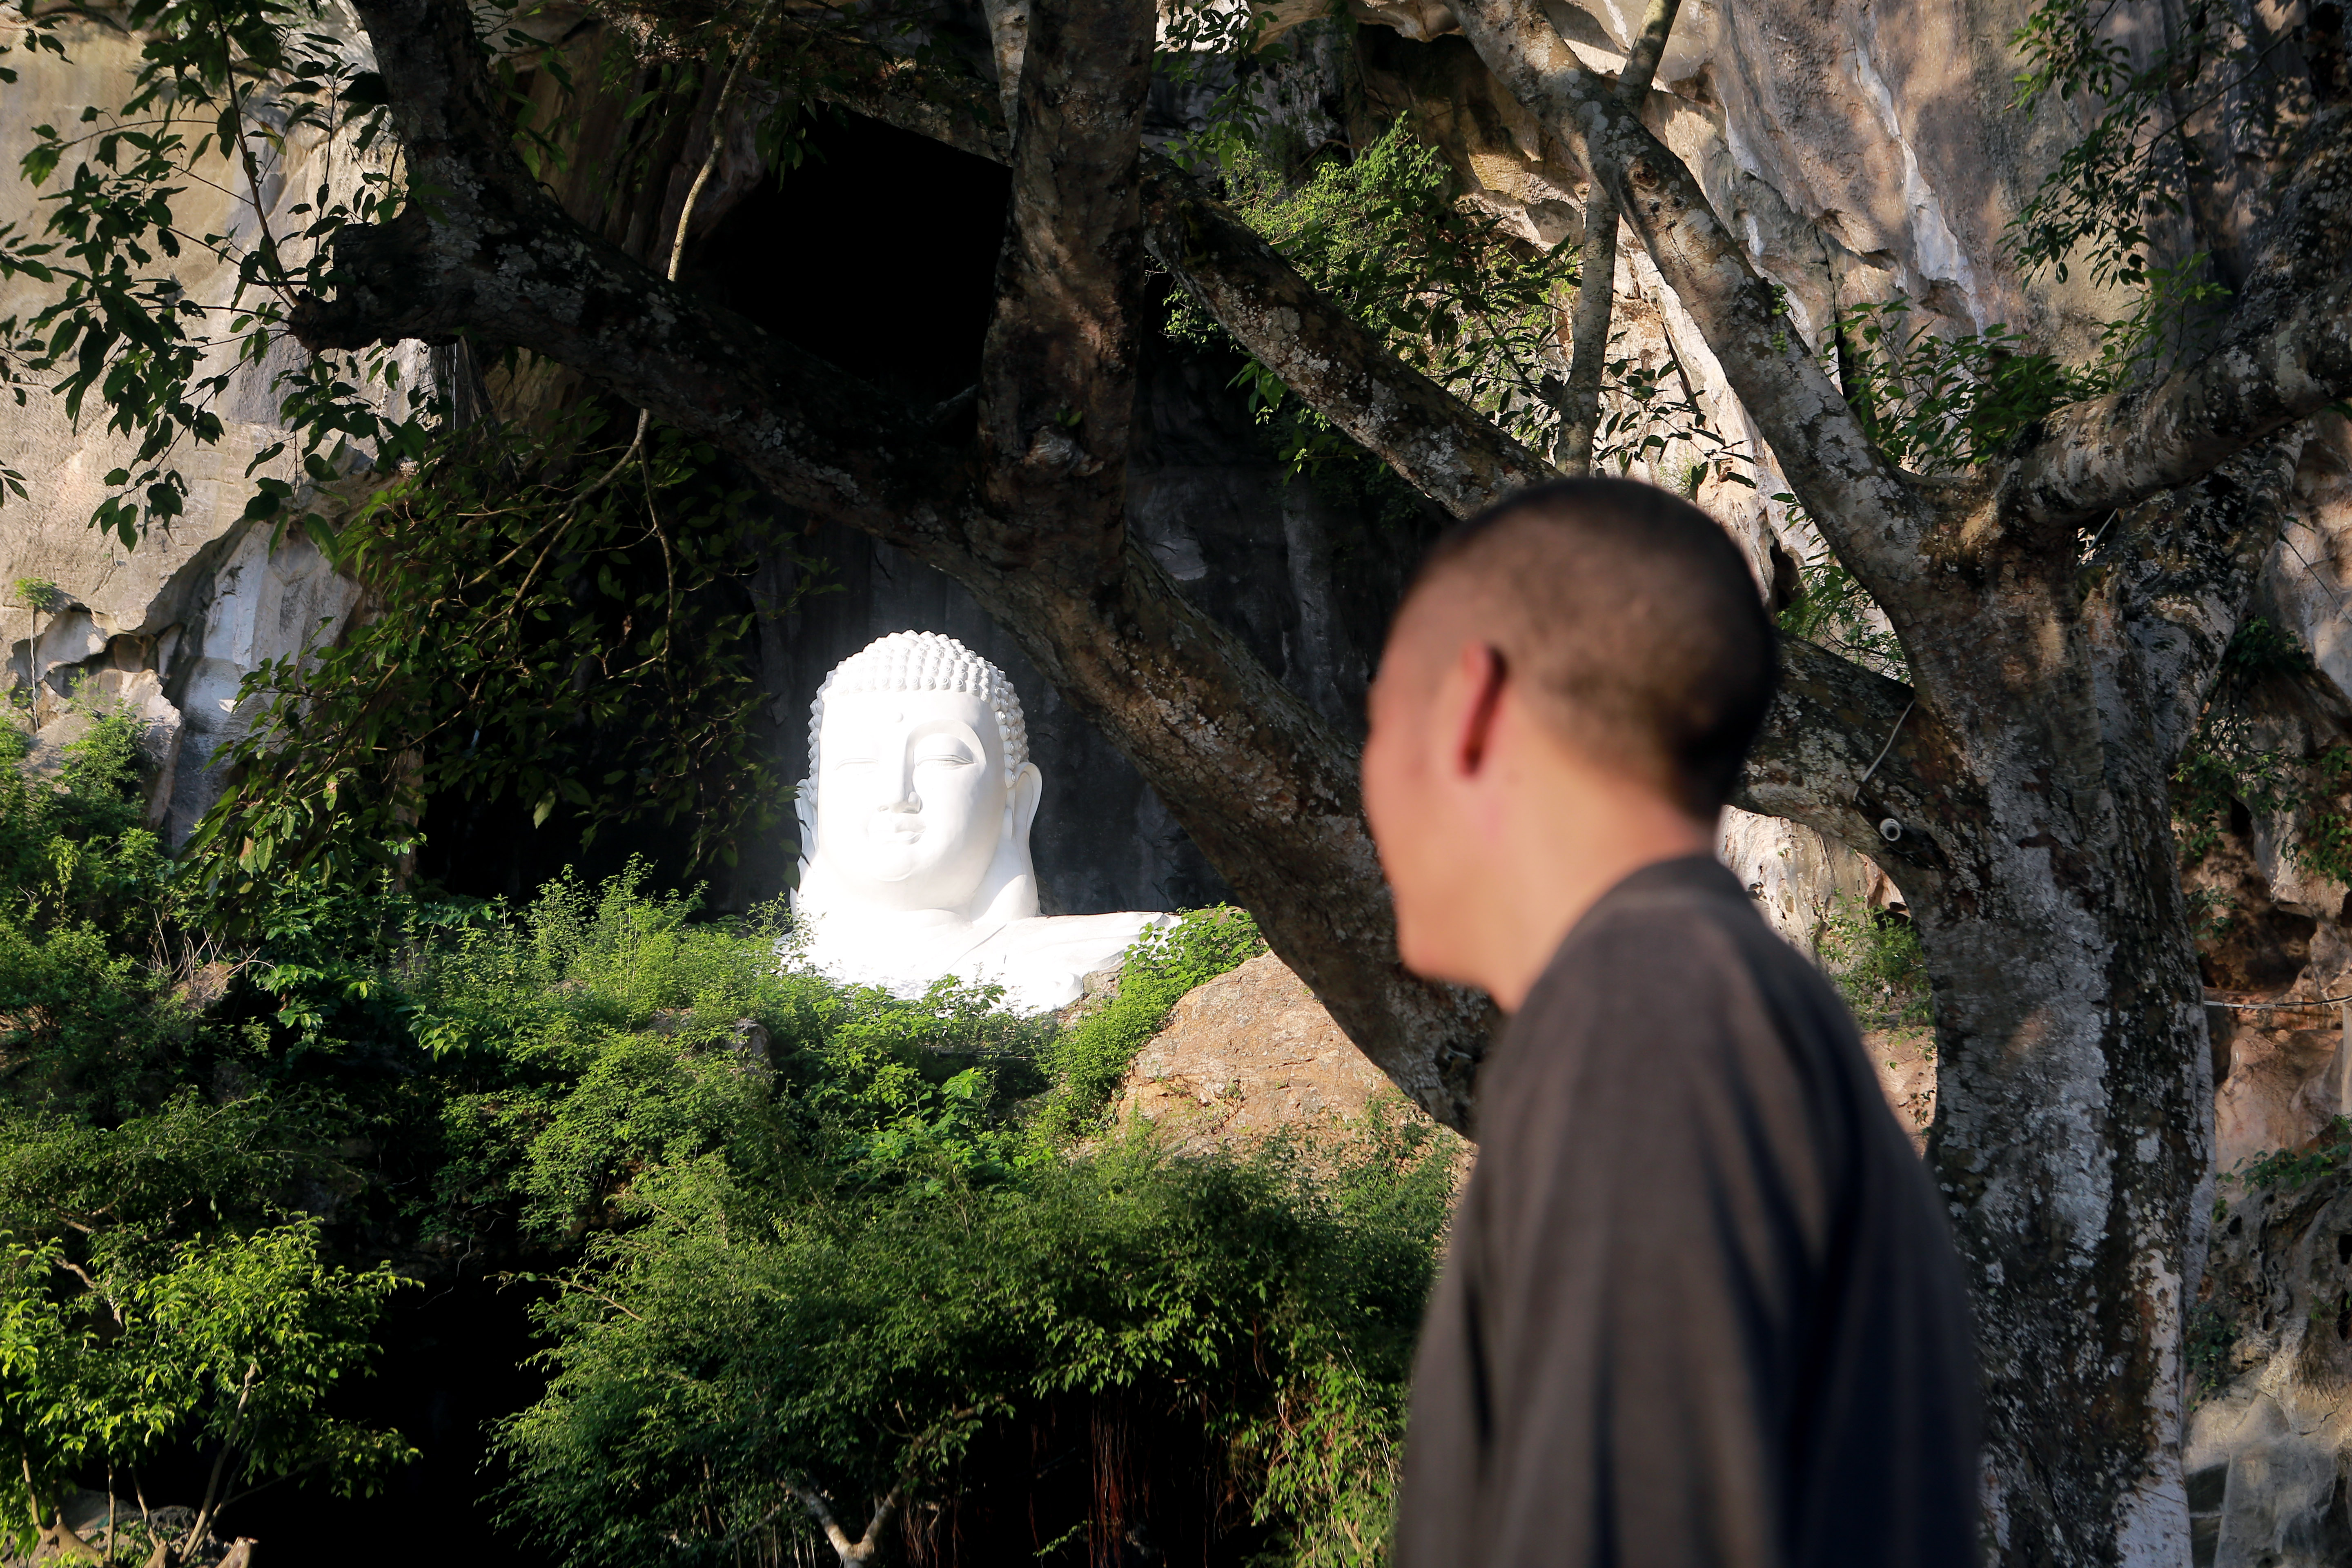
1393, 855, 1977, 1568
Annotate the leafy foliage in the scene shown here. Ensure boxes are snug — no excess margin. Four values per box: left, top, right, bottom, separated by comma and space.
1772, 521, 1909, 679
1171, 116, 1750, 491
2171, 618, 2352, 889
2007, 0, 2294, 295
181, 411, 812, 902
496, 1105, 1456, 1568
0, 711, 1446, 1564
4, 2, 826, 891
0, 0, 413, 544
1192, 120, 1572, 455
2233, 1115, 2352, 1193
1827, 299, 2081, 475
0, 1221, 414, 1559
1812, 895, 1932, 1031
1026, 909, 1267, 1147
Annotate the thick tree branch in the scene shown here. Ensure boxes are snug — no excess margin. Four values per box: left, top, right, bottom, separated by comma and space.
974, 0, 1154, 572
1447, 0, 1936, 608
785, 30, 1552, 520
2011, 107, 2352, 523
296, 0, 978, 557
773, 15, 1009, 162
1735, 638, 1957, 895
1137, 163, 1555, 517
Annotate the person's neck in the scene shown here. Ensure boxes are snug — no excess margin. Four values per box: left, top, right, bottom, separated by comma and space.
1474, 753, 1715, 1013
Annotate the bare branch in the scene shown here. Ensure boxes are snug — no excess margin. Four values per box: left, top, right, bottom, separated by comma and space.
1555, 0, 1679, 475
792, 1481, 904, 1566
1448, 0, 1935, 607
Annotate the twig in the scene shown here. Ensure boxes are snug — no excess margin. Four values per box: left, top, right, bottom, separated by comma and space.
1853, 697, 1915, 800
2205, 990, 2352, 1010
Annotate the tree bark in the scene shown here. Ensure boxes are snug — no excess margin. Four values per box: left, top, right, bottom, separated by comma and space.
796, 1482, 902, 1567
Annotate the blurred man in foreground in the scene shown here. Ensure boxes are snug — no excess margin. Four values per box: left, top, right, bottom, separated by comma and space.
1367, 478, 1977, 1568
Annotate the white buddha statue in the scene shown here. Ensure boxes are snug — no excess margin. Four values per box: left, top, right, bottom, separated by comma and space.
786, 631, 1172, 1011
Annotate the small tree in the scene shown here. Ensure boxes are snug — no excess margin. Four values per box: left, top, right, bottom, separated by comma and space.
0, 1220, 415, 1559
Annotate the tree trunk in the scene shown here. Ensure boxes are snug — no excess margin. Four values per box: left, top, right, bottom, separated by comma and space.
1914, 715, 2211, 1562
1845, 489, 2261, 1562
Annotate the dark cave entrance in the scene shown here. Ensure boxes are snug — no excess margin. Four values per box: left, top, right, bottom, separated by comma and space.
414, 113, 1014, 908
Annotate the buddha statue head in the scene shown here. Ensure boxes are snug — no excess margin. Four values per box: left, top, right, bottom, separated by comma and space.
793, 632, 1045, 927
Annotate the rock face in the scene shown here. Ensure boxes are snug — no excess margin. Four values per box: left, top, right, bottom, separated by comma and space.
1865, 1027, 1938, 1153
0, 13, 405, 844
1120, 953, 1429, 1147
2187, 1160, 2352, 1566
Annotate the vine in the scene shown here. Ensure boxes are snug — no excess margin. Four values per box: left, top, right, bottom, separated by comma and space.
181, 408, 821, 906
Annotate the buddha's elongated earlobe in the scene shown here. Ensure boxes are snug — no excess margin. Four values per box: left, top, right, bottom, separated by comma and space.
1009, 763, 1043, 844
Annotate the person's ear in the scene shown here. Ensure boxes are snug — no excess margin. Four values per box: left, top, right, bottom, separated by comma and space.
1453, 643, 1509, 777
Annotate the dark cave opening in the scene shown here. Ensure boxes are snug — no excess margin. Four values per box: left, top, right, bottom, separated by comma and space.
685, 109, 1014, 406
415, 111, 1014, 908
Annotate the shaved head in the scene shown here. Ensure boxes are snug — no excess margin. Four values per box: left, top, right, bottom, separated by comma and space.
1394, 478, 1777, 817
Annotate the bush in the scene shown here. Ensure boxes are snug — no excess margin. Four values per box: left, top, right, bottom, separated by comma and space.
495, 1107, 1456, 1568
1814, 895, 1932, 1030
0, 724, 1447, 1568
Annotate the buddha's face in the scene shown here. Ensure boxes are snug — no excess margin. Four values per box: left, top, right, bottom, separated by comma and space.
813, 688, 1014, 914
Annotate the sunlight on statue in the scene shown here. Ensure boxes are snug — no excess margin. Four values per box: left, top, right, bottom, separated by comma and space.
787, 632, 1171, 1011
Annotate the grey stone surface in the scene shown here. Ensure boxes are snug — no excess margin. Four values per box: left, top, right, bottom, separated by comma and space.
0, 9, 407, 842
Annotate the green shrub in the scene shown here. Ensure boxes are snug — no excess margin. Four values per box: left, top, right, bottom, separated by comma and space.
0, 732, 1439, 1568
1815, 895, 1932, 1030
495, 1104, 1455, 1568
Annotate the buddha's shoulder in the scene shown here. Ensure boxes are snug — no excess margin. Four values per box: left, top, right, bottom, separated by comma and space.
991, 910, 1172, 956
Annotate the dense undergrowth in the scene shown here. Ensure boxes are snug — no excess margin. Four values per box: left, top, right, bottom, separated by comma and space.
0, 714, 1458, 1567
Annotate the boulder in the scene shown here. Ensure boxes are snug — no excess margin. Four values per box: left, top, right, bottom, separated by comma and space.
1118, 953, 1425, 1149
